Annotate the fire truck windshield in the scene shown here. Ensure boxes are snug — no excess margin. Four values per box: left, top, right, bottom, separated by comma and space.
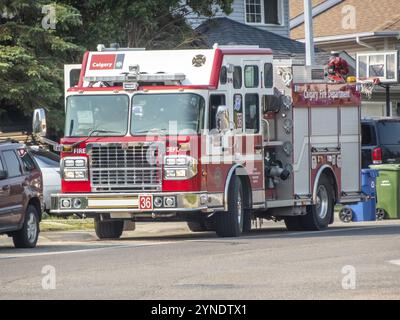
65, 95, 129, 137
131, 93, 205, 135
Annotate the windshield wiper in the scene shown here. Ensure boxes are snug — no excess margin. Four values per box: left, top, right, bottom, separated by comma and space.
71, 129, 122, 147
132, 128, 168, 135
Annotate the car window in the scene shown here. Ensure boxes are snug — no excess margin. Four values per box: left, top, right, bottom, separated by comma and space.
233, 66, 242, 89
33, 154, 59, 168
361, 124, 377, 146
377, 121, 400, 145
244, 65, 259, 88
0, 157, 3, 171
18, 149, 37, 172
245, 94, 260, 133
3, 150, 22, 178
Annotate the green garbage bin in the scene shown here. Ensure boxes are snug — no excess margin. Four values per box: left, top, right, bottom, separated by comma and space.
370, 164, 400, 219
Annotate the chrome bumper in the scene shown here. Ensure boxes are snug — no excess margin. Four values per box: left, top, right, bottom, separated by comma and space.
50, 192, 223, 215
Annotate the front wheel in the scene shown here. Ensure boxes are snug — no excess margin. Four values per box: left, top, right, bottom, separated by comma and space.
13, 205, 40, 248
215, 176, 244, 237
94, 218, 124, 239
300, 175, 334, 231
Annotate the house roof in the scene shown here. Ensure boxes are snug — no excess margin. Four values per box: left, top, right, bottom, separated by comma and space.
291, 0, 400, 40
195, 17, 306, 56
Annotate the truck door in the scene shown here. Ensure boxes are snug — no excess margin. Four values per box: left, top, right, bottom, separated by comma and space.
206, 93, 231, 193
241, 62, 264, 193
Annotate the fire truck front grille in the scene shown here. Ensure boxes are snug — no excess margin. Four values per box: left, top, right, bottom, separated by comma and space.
88, 143, 162, 192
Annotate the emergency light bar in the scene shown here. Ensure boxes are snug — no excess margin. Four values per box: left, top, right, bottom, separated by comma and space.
84, 73, 186, 85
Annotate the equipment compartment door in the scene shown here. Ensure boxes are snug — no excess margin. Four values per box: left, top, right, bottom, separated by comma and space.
340, 106, 361, 192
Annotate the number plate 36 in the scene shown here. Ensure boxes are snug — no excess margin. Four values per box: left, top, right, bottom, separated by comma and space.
139, 195, 153, 210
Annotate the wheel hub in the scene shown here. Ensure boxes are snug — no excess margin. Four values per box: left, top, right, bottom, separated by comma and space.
27, 213, 37, 242
316, 185, 329, 220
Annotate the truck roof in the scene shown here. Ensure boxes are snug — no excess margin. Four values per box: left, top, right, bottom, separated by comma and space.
72, 47, 273, 92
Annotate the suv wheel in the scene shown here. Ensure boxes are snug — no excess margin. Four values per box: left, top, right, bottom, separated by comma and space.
13, 205, 40, 248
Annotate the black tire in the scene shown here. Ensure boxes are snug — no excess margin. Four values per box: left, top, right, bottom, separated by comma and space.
13, 205, 40, 248
215, 176, 244, 237
243, 209, 252, 233
300, 175, 334, 231
94, 218, 124, 239
284, 216, 304, 231
339, 207, 353, 223
376, 208, 386, 221
187, 221, 206, 232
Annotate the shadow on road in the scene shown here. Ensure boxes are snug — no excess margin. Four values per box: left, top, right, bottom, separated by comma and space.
118, 223, 400, 242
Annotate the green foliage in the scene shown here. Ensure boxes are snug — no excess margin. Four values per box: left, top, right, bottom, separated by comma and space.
63, 0, 233, 49
0, 0, 83, 130
0, 0, 233, 133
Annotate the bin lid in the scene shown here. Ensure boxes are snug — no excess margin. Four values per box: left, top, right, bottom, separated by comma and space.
369, 164, 400, 171
361, 168, 379, 177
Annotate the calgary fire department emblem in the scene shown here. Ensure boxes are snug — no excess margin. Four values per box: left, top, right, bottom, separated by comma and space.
192, 54, 206, 67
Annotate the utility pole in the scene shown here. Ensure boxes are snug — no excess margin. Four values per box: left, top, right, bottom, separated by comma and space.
386, 85, 391, 116
304, 0, 315, 66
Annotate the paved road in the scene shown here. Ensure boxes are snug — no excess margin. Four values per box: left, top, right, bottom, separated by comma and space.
0, 219, 400, 299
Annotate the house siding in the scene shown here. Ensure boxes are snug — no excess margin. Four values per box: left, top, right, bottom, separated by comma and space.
188, 0, 290, 38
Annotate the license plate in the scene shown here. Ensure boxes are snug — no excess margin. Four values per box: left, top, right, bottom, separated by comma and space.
138, 195, 153, 210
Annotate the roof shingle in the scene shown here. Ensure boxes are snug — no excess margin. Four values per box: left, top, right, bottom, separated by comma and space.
196, 17, 306, 56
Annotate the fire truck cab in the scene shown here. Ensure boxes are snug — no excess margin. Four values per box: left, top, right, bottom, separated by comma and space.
36, 45, 362, 239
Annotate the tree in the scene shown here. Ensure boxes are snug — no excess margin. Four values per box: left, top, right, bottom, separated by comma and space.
0, 0, 83, 131
63, 0, 233, 50
0, 0, 233, 133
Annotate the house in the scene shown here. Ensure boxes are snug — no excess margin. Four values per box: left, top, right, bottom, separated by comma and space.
191, 0, 314, 56
190, 0, 291, 38
289, 0, 400, 116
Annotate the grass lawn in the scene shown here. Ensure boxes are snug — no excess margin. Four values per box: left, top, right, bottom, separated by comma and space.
40, 216, 94, 232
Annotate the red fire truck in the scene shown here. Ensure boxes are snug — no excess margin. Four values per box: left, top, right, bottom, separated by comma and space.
33, 45, 362, 239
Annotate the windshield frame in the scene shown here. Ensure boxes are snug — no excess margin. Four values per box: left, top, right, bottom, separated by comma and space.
65, 94, 130, 138
130, 93, 206, 136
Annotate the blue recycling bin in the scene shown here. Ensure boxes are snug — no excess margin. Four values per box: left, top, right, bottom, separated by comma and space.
339, 169, 379, 222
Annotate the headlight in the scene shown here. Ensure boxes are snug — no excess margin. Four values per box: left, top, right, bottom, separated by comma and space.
163, 155, 197, 180
62, 157, 88, 181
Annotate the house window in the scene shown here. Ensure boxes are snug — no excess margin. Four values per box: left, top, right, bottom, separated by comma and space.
245, 0, 282, 25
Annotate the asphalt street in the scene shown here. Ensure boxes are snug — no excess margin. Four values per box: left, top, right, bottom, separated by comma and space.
0, 219, 400, 299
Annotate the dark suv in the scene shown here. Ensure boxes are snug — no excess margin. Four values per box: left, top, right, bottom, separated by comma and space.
0, 141, 43, 248
361, 118, 400, 168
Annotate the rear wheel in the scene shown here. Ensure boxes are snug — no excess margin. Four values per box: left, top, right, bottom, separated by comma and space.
94, 218, 124, 239
13, 205, 40, 248
300, 175, 334, 231
284, 216, 303, 231
339, 207, 353, 223
215, 176, 244, 237
376, 208, 386, 220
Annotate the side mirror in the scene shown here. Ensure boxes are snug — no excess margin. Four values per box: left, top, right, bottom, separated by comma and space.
0, 170, 8, 180
216, 105, 230, 132
32, 108, 47, 137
